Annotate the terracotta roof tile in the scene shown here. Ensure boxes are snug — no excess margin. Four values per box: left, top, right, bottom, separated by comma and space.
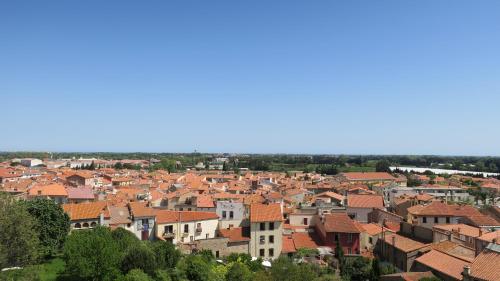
219, 227, 250, 242
291, 232, 321, 249
469, 247, 500, 281
155, 210, 218, 224
415, 250, 470, 280
250, 203, 282, 223
322, 213, 362, 233
342, 172, 395, 181
347, 194, 384, 208
382, 234, 428, 252
63, 201, 108, 221
29, 183, 68, 197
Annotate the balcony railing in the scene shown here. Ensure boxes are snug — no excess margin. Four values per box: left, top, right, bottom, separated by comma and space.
195, 227, 202, 233
163, 232, 175, 238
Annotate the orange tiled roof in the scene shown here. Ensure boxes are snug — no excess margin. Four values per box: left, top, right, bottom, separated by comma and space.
382, 234, 428, 252
469, 247, 500, 281
63, 201, 108, 221
415, 250, 470, 280
29, 183, 68, 197
322, 213, 362, 233
250, 203, 282, 223
347, 194, 384, 208
282, 235, 296, 253
433, 224, 481, 237
291, 232, 321, 249
128, 202, 156, 218
219, 227, 250, 242
196, 195, 215, 208
155, 210, 218, 224
343, 172, 395, 181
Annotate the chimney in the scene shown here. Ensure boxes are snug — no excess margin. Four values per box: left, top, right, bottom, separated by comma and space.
462, 265, 471, 277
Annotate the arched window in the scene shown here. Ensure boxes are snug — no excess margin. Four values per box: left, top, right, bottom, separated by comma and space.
90, 222, 97, 227
74, 223, 81, 229
83, 222, 89, 228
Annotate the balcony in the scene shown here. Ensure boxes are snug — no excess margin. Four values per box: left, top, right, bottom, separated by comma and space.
195, 227, 202, 233
181, 232, 189, 237
163, 232, 175, 238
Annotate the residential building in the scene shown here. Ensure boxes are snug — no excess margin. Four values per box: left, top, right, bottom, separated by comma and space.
155, 210, 219, 245
346, 194, 384, 223
128, 202, 156, 241
315, 212, 362, 255
249, 203, 283, 260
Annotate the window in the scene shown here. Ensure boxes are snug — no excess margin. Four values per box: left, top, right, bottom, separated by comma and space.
269, 248, 274, 257
303, 218, 308, 225
74, 223, 81, 229
216, 251, 220, 258
142, 219, 149, 225
446, 217, 450, 223
423, 217, 427, 223
347, 233, 352, 242
434, 217, 438, 223
334, 234, 339, 242
260, 235, 265, 244
222, 211, 227, 219
269, 222, 275, 230
90, 222, 97, 227
348, 248, 352, 255
269, 235, 274, 244
197, 223, 201, 228
259, 249, 265, 257
229, 211, 234, 219
184, 224, 189, 233
164, 225, 173, 233
83, 222, 89, 228
260, 223, 266, 231
369, 237, 373, 244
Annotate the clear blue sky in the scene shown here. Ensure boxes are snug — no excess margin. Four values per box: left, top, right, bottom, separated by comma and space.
1, 1, 500, 155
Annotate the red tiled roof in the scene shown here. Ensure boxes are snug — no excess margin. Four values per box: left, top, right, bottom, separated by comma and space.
291, 232, 321, 249
408, 201, 482, 217
322, 213, 361, 233
29, 183, 68, 197
155, 210, 218, 224
469, 248, 500, 281
196, 195, 215, 208
250, 203, 282, 223
128, 202, 156, 218
63, 201, 108, 221
66, 187, 94, 200
314, 191, 345, 202
219, 227, 250, 242
343, 172, 395, 181
282, 235, 296, 253
382, 234, 428, 252
415, 250, 470, 280
347, 194, 384, 209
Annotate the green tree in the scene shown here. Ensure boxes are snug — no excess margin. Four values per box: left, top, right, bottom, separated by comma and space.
376, 160, 391, 173
226, 262, 252, 281
149, 241, 181, 270
112, 227, 140, 253
0, 193, 40, 268
340, 257, 372, 281
122, 243, 158, 276
63, 226, 121, 281
251, 271, 272, 281
370, 258, 381, 281
20, 198, 70, 257
122, 269, 154, 281
154, 270, 172, 281
177, 255, 211, 281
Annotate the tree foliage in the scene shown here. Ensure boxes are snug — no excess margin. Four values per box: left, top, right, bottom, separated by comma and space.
0, 193, 40, 268
63, 226, 121, 281
20, 198, 70, 257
